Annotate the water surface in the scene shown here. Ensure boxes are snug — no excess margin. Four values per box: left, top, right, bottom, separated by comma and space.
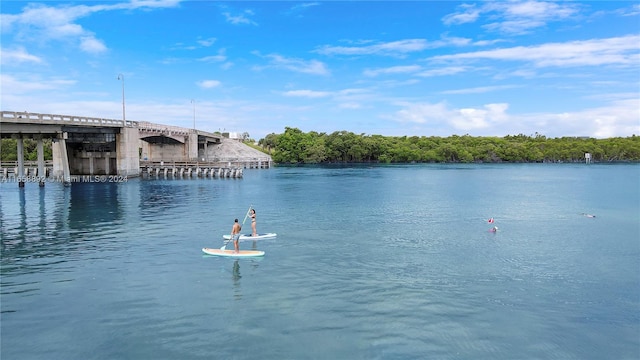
2, 164, 639, 359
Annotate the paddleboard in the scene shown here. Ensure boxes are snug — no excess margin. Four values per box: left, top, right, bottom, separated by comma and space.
222, 233, 277, 240
202, 248, 265, 257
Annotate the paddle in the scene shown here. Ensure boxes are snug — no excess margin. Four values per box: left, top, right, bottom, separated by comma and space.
241, 204, 253, 227
221, 205, 253, 250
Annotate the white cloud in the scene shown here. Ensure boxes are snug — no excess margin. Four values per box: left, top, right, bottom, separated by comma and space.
395, 101, 508, 130
441, 85, 520, 95
223, 10, 257, 25
2, 1, 180, 54
530, 97, 640, 138
123, 0, 182, 10
79, 36, 107, 54
281, 88, 371, 107
394, 102, 451, 125
450, 103, 510, 130
337, 88, 369, 96
443, 0, 581, 34
392, 96, 639, 137
0, 47, 44, 65
442, 4, 481, 25
0, 74, 75, 94
317, 35, 494, 59
290, 2, 320, 11
256, 53, 330, 75
0, 13, 17, 32
496, 1, 577, 19
283, 90, 331, 98
197, 80, 221, 89
417, 66, 469, 77
339, 102, 362, 109
286, 2, 320, 16
199, 55, 226, 62
197, 37, 217, 47
623, 3, 640, 16
484, 19, 546, 34
315, 39, 430, 57
430, 35, 640, 68
199, 49, 227, 63
363, 65, 422, 77
171, 37, 217, 51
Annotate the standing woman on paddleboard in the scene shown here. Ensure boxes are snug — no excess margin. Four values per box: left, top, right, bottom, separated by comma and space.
250, 209, 257, 236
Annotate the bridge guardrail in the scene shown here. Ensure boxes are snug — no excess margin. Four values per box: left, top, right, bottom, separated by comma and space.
0, 160, 54, 167
141, 158, 271, 169
137, 121, 194, 136
1, 111, 137, 127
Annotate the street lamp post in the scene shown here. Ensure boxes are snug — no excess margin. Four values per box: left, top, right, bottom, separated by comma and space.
117, 74, 126, 122
191, 99, 196, 130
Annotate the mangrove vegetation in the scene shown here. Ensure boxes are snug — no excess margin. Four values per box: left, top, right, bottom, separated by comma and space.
258, 127, 640, 164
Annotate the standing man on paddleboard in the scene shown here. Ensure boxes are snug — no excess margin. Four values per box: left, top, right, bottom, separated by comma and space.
231, 219, 242, 253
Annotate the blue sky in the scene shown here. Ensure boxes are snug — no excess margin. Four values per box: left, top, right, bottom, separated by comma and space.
1, 1, 639, 140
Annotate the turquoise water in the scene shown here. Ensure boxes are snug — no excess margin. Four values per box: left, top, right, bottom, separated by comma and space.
1, 164, 639, 359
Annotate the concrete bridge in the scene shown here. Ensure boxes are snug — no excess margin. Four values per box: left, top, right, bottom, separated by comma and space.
0, 111, 271, 186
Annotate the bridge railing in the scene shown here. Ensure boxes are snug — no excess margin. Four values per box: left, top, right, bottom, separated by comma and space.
141, 157, 271, 169
0, 160, 53, 178
1, 111, 138, 128
137, 121, 193, 136
211, 157, 272, 163
210, 157, 272, 169
0, 160, 54, 167
141, 160, 227, 167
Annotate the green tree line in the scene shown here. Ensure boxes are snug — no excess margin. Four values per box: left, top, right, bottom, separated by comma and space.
258, 127, 640, 164
1, 139, 53, 161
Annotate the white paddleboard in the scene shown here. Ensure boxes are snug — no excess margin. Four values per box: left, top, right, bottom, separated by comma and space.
202, 248, 265, 257
222, 233, 277, 240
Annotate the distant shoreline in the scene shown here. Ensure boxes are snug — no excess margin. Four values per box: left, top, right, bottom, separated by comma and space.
271, 160, 640, 166
260, 129, 640, 164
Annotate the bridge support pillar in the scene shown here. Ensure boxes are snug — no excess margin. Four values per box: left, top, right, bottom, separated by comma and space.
116, 127, 140, 177
52, 134, 71, 186
105, 152, 111, 175
88, 153, 94, 175
188, 132, 198, 161
36, 137, 45, 187
16, 136, 25, 187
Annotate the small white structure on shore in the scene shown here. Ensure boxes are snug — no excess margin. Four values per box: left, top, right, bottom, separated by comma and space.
585, 153, 591, 164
